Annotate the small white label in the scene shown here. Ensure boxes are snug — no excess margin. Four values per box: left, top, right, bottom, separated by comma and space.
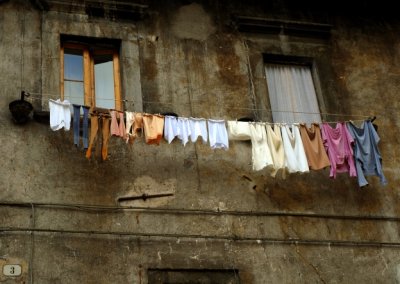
3, 264, 22, 276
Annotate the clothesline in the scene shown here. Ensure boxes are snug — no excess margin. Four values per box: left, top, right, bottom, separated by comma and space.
48, 98, 386, 188
22, 91, 375, 121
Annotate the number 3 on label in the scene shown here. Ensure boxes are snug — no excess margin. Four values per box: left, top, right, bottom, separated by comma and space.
3, 264, 22, 276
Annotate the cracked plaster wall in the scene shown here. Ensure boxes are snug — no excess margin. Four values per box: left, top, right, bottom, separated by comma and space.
1, 0, 400, 283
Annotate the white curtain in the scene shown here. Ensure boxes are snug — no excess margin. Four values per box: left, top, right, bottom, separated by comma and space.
265, 64, 321, 124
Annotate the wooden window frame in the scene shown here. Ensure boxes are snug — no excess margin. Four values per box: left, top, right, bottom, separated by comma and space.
60, 43, 122, 111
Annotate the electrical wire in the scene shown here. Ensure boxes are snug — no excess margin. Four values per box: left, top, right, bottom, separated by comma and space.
1, 201, 399, 222
243, 39, 259, 121
2, 227, 400, 248
1, 203, 400, 248
29, 203, 35, 284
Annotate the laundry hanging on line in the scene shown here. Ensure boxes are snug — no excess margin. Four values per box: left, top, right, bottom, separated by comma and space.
48, 100, 386, 188
227, 120, 386, 187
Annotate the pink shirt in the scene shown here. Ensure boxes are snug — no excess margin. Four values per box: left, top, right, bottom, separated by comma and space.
110, 110, 126, 139
321, 122, 357, 179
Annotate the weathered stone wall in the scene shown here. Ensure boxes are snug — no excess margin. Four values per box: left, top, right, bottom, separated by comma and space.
1, 0, 400, 283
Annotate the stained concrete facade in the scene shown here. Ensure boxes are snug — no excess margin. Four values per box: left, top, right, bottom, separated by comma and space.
1, 0, 400, 283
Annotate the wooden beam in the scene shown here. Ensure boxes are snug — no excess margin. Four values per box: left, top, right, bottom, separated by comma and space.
83, 49, 91, 107
60, 46, 64, 100
113, 52, 122, 111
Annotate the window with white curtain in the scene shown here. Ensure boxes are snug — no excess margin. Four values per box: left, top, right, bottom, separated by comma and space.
265, 63, 321, 124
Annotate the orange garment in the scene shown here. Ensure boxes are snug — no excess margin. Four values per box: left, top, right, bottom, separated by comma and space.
86, 114, 111, 161
86, 115, 99, 160
126, 112, 144, 144
299, 123, 330, 170
118, 111, 126, 141
101, 116, 111, 160
143, 114, 164, 145
133, 113, 143, 135
133, 112, 144, 138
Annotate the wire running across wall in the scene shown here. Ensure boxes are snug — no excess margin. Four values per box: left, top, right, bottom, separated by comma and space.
22, 91, 374, 123
2, 226, 400, 249
2, 201, 399, 248
0, 196, 400, 247
0, 201, 399, 222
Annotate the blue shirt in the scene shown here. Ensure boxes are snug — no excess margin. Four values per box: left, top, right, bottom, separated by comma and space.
346, 120, 387, 187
